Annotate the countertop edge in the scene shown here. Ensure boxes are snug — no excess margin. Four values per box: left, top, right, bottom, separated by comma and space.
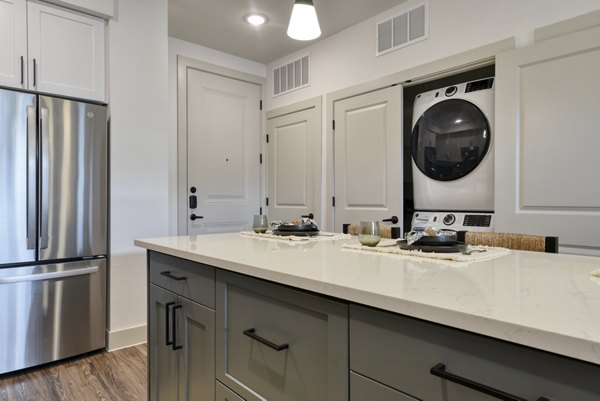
134, 239, 600, 366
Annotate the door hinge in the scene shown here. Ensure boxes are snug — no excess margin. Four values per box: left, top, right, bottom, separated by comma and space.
332, 196, 335, 207
266, 197, 269, 206
260, 207, 263, 214
332, 120, 335, 130
260, 100, 263, 110
266, 134, 269, 143
260, 153, 263, 164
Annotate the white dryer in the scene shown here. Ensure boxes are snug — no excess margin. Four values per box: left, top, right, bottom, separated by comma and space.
411, 77, 495, 212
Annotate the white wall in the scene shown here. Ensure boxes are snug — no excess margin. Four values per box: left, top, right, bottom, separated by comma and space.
167, 37, 266, 235
266, 0, 600, 110
107, 0, 169, 350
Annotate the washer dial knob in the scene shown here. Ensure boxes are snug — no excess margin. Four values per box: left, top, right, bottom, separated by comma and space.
443, 214, 456, 226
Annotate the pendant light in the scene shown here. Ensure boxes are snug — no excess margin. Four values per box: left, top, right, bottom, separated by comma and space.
287, 0, 321, 41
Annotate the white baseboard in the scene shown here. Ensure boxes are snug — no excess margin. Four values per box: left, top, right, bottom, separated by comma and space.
106, 324, 147, 351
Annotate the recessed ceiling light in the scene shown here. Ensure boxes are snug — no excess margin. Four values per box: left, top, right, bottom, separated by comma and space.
245, 13, 268, 26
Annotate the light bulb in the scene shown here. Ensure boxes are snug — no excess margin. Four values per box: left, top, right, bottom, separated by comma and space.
287, 1, 321, 41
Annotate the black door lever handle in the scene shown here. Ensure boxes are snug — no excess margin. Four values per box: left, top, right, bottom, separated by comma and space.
301, 213, 314, 220
382, 216, 399, 224
190, 214, 203, 221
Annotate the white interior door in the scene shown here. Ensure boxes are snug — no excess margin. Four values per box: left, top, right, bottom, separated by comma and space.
186, 68, 261, 234
495, 25, 600, 254
333, 85, 403, 233
267, 107, 317, 223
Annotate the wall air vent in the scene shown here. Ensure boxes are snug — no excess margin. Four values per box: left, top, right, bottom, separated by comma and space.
376, 2, 428, 57
273, 54, 310, 97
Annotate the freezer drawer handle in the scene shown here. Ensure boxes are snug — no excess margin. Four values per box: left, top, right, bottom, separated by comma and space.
0, 266, 99, 284
430, 363, 549, 401
160, 271, 187, 281
172, 304, 182, 351
243, 328, 289, 351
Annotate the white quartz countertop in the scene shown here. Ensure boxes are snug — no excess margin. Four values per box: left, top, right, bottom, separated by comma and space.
135, 233, 600, 365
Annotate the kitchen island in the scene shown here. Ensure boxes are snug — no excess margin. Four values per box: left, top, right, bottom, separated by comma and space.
136, 233, 600, 401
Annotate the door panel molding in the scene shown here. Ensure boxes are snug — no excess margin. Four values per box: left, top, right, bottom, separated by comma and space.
177, 56, 265, 235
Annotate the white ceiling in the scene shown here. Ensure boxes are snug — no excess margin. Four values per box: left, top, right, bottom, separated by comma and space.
169, 0, 408, 64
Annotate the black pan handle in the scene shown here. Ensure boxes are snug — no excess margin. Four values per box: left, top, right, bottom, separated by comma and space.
301, 213, 314, 220
160, 271, 187, 281
172, 304, 182, 350
165, 302, 175, 346
431, 363, 533, 401
243, 328, 289, 351
382, 216, 399, 224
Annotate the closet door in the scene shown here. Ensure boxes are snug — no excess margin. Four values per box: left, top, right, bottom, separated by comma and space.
333, 86, 403, 233
495, 25, 600, 254
267, 106, 317, 223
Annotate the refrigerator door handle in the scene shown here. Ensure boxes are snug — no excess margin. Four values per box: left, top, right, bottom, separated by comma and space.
40, 107, 50, 249
26, 106, 37, 250
0, 266, 98, 284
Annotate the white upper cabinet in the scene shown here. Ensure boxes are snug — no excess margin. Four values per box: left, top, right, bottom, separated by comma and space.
495, 25, 600, 253
0, 0, 27, 88
0, 0, 105, 101
27, 1, 105, 102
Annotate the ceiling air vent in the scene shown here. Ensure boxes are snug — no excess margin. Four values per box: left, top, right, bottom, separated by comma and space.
376, 2, 428, 56
273, 54, 310, 97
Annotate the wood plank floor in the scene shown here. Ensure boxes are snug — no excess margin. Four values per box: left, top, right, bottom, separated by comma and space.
0, 344, 147, 401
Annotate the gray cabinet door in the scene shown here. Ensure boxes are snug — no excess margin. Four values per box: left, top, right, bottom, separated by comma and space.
149, 284, 179, 401
216, 270, 348, 401
177, 296, 215, 401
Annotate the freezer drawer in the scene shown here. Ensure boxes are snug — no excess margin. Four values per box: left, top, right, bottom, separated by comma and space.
0, 259, 106, 374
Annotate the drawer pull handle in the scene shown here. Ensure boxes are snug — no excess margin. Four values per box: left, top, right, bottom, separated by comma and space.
160, 271, 187, 281
430, 363, 548, 401
243, 328, 289, 351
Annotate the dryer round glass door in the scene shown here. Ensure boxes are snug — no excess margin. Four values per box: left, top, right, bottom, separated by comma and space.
411, 99, 491, 181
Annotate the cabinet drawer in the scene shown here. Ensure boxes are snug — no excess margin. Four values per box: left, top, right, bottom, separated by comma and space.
351, 372, 418, 401
216, 381, 245, 401
350, 304, 600, 401
216, 270, 348, 401
149, 251, 215, 308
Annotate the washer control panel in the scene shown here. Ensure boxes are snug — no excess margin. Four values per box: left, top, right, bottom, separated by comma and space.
412, 211, 494, 232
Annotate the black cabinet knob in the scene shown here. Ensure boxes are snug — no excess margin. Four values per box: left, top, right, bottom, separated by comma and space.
190, 214, 203, 221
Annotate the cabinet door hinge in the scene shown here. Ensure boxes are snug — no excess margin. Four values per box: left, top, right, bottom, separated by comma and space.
266, 134, 269, 143
332, 120, 335, 130
260, 154, 263, 164
266, 197, 269, 206
332, 196, 335, 207
259, 207, 263, 214
260, 100, 263, 110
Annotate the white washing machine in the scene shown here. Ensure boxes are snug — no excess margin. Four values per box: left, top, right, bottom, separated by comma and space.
411, 77, 495, 212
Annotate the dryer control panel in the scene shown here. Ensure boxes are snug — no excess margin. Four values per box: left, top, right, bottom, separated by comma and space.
412, 211, 494, 232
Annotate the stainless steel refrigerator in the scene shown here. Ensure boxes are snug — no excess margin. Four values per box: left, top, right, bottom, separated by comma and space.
0, 88, 107, 374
